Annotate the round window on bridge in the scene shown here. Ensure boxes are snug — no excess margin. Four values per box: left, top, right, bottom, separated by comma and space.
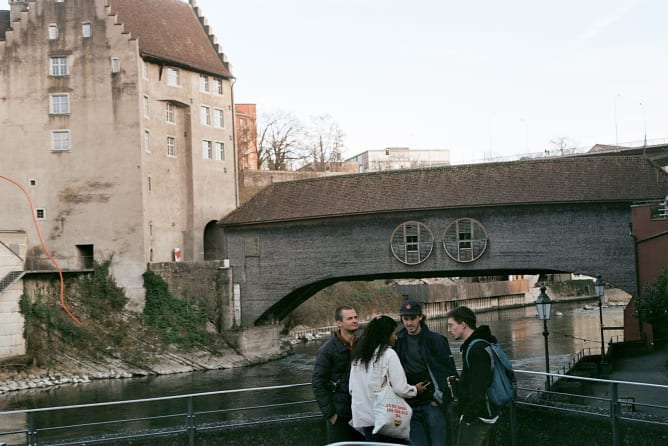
442, 218, 488, 263
390, 221, 434, 265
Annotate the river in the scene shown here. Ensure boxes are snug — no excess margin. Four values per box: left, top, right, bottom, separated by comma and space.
0, 300, 625, 443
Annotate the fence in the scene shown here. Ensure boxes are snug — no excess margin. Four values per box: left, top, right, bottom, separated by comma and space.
1, 371, 667, 446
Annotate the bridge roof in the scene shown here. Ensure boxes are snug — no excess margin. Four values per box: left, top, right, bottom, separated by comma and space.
219, 154, 668, 226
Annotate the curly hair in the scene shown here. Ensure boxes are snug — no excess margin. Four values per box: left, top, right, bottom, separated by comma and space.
351, 315, 397, 370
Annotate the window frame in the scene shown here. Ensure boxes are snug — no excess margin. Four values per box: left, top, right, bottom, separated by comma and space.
111, 57, 120, 73
167, 136, 176, 157
212, 78, 223, 95
213, 108, 224, 128
144, 130, 151, 153
48, 24, 58, 40
49, 93, 70, 115
202, 140, 213, 160
51, 130, 71, 152
36, 208, 46, 220
143, 95, 150, 118
165, 102, 175, 124
199, 74, 209, 93
214, 141, 225, 161
200, 105, 211, 126
167, 67, 180, 86
82, 22, 92, 38
49, 56, 69, 76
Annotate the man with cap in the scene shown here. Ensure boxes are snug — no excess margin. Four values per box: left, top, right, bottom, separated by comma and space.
395, 300, 458, 446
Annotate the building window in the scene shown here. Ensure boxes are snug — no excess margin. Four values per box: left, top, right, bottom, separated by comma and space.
142, 60, 148, 79
50, 94, 70, 114
49, 56, 69, 76
29, 179, 37, 186
111, 57, 120, 73
82, 22, 92, 38
199, 74, 209, 92
166, 102, 175, 123
442, 218, 488, 263
144, 130, 151, 153
52, 130, 71, 151
167, 67, 180, 86
212, 78, 223, 95
143, 95, 150, 118
36, 208, 46, 220
200, 106, 211, 126
167, 136, 176, 157
213, 108, 224, 128
215, 142, 224, 161
48, 24, 58, 40
390, 221, 434, 265
202, 140, 213, 160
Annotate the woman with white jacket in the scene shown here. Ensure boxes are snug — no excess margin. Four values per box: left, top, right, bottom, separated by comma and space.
349, 315, 428, 444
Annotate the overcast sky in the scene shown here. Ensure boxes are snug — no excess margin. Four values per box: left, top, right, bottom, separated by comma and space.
3, 0, 667, 164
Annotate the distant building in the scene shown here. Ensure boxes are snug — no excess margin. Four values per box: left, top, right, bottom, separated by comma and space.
235, 104, 258, 171
296, 161, 359, 173
345, 147, 450, 172
0, 0, 237, 308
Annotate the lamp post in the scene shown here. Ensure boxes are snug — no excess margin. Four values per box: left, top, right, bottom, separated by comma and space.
595, 275, 606, 366
535, 284, 552, 392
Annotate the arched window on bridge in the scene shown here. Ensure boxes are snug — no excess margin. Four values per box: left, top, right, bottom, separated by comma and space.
442, 218, 488, 262
390, 221, 434, 265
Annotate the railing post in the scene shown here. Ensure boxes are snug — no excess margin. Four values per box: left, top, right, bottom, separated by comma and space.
26, 411, 37, 446
187, 396, 195, 446
509, 400, 518, 446
609, 382, 619, 446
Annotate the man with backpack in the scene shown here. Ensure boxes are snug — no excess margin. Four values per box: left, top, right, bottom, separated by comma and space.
445, 306, 514, 446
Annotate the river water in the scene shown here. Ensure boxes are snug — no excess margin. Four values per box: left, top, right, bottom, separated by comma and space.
0, 300, 624, 443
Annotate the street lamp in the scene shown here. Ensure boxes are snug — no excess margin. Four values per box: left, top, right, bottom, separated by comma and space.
595, 275, 607, 366
535, 284, 553, 392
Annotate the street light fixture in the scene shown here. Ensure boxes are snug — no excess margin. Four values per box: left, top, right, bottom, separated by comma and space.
535, 283, 553, 392
595, 274, 607, 367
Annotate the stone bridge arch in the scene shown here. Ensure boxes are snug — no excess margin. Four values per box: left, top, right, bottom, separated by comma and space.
218, 154, 668, 326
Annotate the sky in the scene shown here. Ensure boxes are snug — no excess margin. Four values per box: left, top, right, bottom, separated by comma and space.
3, 0, 667, 164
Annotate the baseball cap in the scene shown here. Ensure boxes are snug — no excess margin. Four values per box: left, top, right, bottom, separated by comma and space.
399, 300, 422, 316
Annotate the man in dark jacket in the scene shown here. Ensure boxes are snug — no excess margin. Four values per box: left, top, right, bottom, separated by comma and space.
446, 306, 499, 446
311, 305, 364, 443
395, 300, 458, 446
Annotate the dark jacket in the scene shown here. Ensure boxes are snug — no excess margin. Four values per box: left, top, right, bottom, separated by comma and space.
312, 332, 354, 419
459, 325, 497, 421
395, 323, 458, 406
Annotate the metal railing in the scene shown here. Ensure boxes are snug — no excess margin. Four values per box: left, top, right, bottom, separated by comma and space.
1, 373, 666, 446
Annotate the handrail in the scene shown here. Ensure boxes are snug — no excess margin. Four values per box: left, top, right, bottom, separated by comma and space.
1, 374, 666, 446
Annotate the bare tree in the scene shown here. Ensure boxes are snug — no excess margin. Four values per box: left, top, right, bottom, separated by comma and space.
305, 114, 345, 171
547, 137, 578, 156
257, 110, 305, 170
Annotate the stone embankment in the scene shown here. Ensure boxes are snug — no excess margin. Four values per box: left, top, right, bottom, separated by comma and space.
0, 340, 292, 396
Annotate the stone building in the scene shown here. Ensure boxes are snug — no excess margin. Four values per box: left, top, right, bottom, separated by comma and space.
0, 0, 238, 309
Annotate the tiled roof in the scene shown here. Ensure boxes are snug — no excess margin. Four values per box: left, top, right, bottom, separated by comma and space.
108, 0, 232, 78
219, 154, 668, 226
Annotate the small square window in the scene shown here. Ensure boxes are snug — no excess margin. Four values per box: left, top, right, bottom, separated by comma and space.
82, 23, 92, 38
111, 57, 120, 73
36, 208, 46, 220
50, 94, 70, 114
52, 130, 71, 151
29, 179, 37, 186
49, 56, 69, 76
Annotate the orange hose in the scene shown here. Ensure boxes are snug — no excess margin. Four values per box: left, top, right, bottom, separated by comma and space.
1, 175, 83, 325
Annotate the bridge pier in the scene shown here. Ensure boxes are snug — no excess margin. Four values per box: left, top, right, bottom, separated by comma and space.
222, 324, 287, 363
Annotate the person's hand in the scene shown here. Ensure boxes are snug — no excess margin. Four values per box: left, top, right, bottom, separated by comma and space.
329, 414, 338, 425
415, 381, 431, 394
